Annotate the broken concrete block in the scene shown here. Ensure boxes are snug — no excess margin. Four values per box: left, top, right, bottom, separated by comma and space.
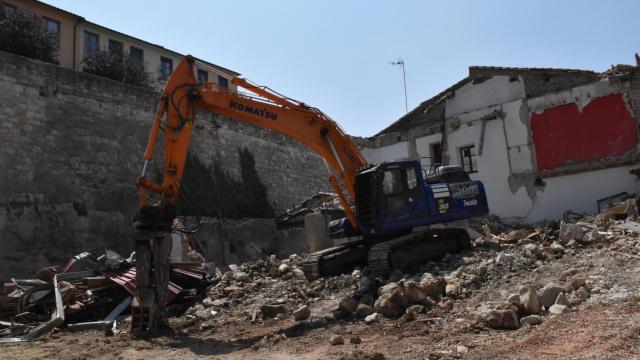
559, 223, 584, 243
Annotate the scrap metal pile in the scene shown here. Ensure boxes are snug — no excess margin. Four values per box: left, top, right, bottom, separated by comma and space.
276, 192, 344, 229
0, 249, 211, 343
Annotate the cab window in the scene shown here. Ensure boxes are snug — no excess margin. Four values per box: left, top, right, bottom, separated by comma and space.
382, 169, 404, 195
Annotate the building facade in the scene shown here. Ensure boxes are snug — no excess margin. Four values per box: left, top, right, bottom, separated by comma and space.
1, 0, 239, 90
355, 64, 640, 223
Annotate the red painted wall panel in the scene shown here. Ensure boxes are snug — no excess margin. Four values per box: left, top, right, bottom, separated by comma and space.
531, 93, 638, 170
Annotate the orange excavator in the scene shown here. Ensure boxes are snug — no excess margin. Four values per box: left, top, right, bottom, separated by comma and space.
134, 56, 488, 334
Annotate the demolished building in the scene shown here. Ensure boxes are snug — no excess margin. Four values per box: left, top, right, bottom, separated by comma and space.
355, 64, 640, 222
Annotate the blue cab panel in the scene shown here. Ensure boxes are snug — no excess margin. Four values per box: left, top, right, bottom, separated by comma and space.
330, 160, 489, 238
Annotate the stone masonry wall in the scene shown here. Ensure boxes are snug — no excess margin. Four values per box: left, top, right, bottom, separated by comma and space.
0, 51, 327, 279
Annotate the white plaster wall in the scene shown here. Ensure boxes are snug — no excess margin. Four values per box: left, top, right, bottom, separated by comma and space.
445, 76, 525, 118
415, 133, 442, 166
525, 166, 639, 222
502, 100, 535, 174
361, 141, 409, 164
446, 118, 533, 219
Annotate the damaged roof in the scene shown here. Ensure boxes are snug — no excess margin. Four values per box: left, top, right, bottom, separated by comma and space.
376, 66, 599, 136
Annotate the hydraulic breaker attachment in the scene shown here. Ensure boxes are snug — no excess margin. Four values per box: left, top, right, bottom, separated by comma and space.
132, 205, 173, 336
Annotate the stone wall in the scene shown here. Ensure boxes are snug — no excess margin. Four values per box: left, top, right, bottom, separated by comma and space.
0, 51, 328, 279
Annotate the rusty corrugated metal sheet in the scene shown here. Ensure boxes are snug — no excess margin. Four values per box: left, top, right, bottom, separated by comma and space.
105, 268, 182, 305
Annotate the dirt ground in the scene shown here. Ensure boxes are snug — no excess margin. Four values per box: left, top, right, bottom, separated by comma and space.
4, 223, 640, 359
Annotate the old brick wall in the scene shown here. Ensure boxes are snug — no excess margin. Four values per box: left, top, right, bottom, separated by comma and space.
0, 51, 328, 278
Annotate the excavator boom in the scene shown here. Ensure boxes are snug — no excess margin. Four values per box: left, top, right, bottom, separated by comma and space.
138, 56, 366, 227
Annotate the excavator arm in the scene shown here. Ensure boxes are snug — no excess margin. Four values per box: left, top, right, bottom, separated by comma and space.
132, 56, 367, 335
138, 56, 366, 226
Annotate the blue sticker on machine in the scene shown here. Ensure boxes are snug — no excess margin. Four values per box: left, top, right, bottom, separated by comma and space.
450, 182, 480, 199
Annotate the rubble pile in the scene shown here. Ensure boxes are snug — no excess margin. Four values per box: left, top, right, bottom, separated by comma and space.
4, 199, 640, 358
190, 253, 359, 326
181, 200, 640, 338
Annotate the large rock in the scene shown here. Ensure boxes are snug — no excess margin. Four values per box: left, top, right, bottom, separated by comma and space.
445, 283, 461, 297
355, 303, 375, 318
520, 315, 543, 326
364, 312, 380, 324
506, 293, 520, 306
338, 296, 359, 315
233, 271, 250, 282
403, 281, 426, 303
486, 309, 519, 329
569, 277, 587, 291
548, 304, 570, 315
522, 244, 543, 260
374, 284, 407, 318
293, 305, 310, 321
519, 286, 541, 314
501, 309, 520, 329
330, 335, 344, 345
538, 283, 563, 309
418, 276, 446, 299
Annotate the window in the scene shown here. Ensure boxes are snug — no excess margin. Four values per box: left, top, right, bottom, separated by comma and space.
383, 169, 404, 195
160, 57, 173, 80
382, 166, 423, 216
197, 69, 208, 83
430, 143, 442, 167
108, 39, 123, 56
42, 17, 60, 49
218, 75, 229, 90
459, 145, 478, 173
130, 46, 143, 66
406, 168, 418, 191
83, 31, 99, 58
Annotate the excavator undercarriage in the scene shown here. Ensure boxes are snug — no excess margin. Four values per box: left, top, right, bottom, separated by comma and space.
303, 228, 470, 280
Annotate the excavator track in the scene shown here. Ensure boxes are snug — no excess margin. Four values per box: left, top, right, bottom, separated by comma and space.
368, 228, 470, 278
303, 239, 369, 281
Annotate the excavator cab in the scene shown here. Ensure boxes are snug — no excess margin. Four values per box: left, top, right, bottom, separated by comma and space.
348, 160, 488, 238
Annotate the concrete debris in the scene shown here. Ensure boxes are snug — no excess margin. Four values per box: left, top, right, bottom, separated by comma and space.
330, 334, 345, 345
5, 206, 640, 354
569, 277, 587, 291
364, 312, 380, 324
338, 296, 359, 316
486, 309, 519, 330
355, 304, 375, 318
260, 304, 288, 319
374, 284, 408, 318
519, 286, 541, 315
504, 229, 529, 243
520, 315, 543, 326
506, 293, 520, 306
559, 223, 585, 243
555, 292, 569, 306
293, 304, 310, 321
548, 304, 570, 315
538, 283, 564, 309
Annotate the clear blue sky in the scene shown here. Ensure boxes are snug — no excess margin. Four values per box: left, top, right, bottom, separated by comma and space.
44, 0, 639, 136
